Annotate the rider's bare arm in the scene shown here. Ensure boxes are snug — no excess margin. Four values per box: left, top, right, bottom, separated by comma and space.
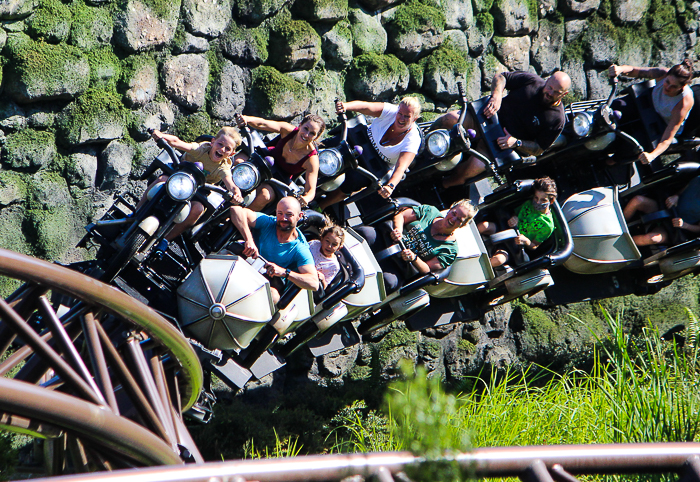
483, 73, 507, 118
230, 206, 258, 255
151, 131, 199, 152
642, 94, 695, 163
290, 264, 320, 291
384, 151, 416, 195
340, 101, 385, 117
610, 65, 668, 80
517, 139, 544, 156
392, 207, 417, 237
239, 115, 296, 136
408, 253, 443, 275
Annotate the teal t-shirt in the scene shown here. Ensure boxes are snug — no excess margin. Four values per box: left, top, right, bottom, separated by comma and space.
402, 205, 458, 268
516, 200, 554, 244
252, 214, 314, 271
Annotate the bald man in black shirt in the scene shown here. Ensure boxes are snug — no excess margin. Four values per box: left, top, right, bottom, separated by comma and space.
436, 70, 571, 188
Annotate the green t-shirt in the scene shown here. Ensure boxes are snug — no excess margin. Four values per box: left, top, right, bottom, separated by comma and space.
517, 200, 554, 244
402, 205, 458, 269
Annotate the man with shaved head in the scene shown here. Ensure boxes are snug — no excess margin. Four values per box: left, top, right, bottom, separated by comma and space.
434, 70, 572, 187
230, 196, 318, 302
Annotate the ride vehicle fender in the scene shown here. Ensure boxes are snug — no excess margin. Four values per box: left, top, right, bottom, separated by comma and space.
659, 250, 700, 279
561, 186, 641, 274
340, 228, 385, 317
176, 254, 275, 352
146, 182, 165, 201
173, 203, 191, 224
389, 289, 430, 316
313, 302, 349, 332
138, 216, 161, 236
504, 268, 553, 297
426, 218, 495, 298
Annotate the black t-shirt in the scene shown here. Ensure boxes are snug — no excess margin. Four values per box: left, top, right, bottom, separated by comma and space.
499, 71, 566, 150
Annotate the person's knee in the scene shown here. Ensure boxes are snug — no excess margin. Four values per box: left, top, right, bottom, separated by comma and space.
477, 221, 494, 235
271, 287, 280, 305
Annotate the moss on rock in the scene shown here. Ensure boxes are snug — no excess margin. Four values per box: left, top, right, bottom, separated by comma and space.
25, 204, 74, 260
3, 128, 57, 168
390, 0, 445, 35
173, 111, 213, 140
249, 65, 310, 119
69, 1, 113, 50
408, 62, 424, 89
5, 33, 89, 103
348, 52, 409, 100
268, 17, 321, 71
0, 170, 27, 206
56, 87, 128, 146
87, 47, 122, 88
221, 22, 269, 65
26, 0, 73, 43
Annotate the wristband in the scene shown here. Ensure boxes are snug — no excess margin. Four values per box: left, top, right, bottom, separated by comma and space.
387, 183, 395, 189
515, 139, 522, 148
284, 268, 290, 279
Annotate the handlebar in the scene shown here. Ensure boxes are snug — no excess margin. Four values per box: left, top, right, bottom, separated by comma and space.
147, 128, 181, 167
335, 97, 348, 142
456, 81, 468, 129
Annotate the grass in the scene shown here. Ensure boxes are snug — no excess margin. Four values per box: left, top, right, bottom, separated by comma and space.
329, 306, 700, 462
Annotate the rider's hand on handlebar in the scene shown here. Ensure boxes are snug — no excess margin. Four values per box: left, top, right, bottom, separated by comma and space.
151, 129, 164, 141
672, 217, 684, 228
401, 249, 417, 262
608, 65, 623, 78
335, 100, 346, 115
514, 234, 531, 247
243, 239, 259, 258
265, 262, 284, 278
483, 94, 502, 118
390, 228, 403, 242
666, 195, 679, 208
235, 113, 247, 129
507, 216, 519, 228
231, 187, 244, 205
378, 183, 394, 199
638, 151, 655, 164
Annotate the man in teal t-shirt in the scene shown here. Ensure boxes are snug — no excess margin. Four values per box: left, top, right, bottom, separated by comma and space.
230, 197, 318, 303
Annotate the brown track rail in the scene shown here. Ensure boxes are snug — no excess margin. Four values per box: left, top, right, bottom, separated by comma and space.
0, 248, 204, 474
23, 443, 700, 482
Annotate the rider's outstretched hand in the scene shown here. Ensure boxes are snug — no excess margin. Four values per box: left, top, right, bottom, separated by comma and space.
235, 114, 247, 129
243, 239, 259, 258
151, 129, 165, 141
335, 100, 346, 115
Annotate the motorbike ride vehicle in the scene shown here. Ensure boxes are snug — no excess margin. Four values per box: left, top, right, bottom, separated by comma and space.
544, 161, 700, 306
77, 132, 235, 290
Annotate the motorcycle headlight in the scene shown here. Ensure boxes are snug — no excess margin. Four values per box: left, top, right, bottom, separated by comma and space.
426, 130, 451, 157
166, 172, 197, 201
318, 148, 343, 177
232, 163, 259, 192
572, 112, 593, 137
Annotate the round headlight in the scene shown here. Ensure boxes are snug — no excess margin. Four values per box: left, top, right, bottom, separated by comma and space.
572, 112, 593, 137
166, 172, 197, 201
426, 130, 450, 157
318, 148, 343, 177
232, 163, 259, 192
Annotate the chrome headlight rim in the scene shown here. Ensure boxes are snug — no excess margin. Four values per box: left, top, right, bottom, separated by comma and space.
318, 148, 344, 177
166, 172, 197, 202
572, 112, 593, 138
232, 162, 260, 192
426, 129, 451, 157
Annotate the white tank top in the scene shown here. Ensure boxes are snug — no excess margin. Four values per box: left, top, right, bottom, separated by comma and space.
652, 80, 692, 134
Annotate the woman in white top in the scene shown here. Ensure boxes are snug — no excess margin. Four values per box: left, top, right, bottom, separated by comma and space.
609, 59, 694, 164
319, 96, 422, 208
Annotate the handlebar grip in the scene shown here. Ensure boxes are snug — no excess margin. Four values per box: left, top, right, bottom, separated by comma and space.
457, 81, 465, 99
